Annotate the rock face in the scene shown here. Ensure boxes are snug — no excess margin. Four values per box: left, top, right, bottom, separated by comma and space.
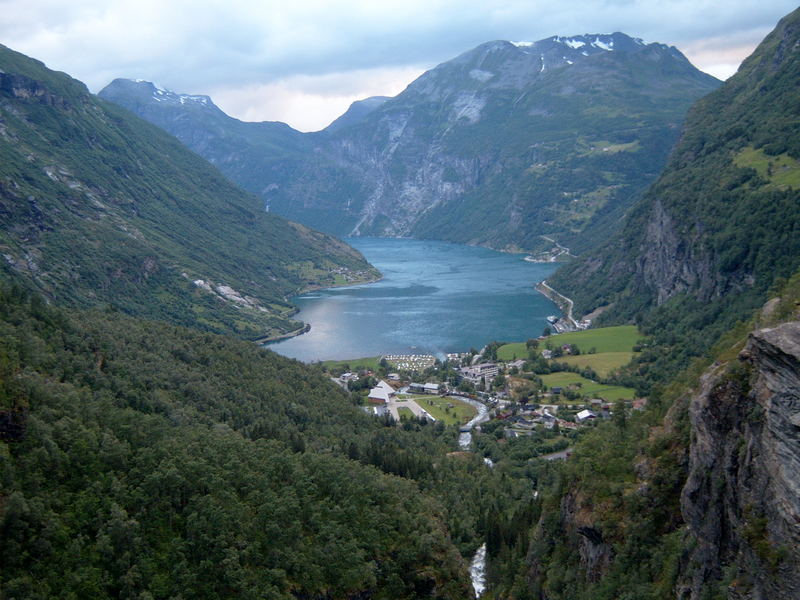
680, 322, 800, 599
100, 33, 719, 253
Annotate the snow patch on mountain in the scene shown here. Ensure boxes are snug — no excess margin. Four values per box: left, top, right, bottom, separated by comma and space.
179, 95, 210, 106
591, 37, 614, 51
563, 38, 586, 49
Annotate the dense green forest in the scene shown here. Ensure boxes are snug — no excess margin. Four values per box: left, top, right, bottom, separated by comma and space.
0, 277, 552, 598
0, 44, 378, 341
0, 281, 468, 598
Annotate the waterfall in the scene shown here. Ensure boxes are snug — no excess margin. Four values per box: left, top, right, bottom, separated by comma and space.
469, 543, 487, 597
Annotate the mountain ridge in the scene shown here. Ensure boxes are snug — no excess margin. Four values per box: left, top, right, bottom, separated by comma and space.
0, 43, 378, 340
548, 7, 800, 366
100, 31, 720, 253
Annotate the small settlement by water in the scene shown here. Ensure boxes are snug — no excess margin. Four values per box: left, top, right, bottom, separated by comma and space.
332, 329, 644, 445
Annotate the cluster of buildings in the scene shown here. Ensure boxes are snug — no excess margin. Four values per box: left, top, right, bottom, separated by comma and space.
499, 405, 586, 437
409, 382, 441, 394
458, 362, 499, 385
328, 266, 374, 283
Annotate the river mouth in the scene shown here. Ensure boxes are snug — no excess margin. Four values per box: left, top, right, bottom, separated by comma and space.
269, 238, 559, 362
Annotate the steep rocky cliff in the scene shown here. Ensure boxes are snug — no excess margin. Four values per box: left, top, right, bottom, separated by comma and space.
680, 322, 800, 599
101, 33, 719, 253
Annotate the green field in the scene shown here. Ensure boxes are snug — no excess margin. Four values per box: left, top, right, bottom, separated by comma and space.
498, 325, 642, 361
540, 372, 636, 402
558, 351, 635, 377
397, 407, 415, 420
545, 325, 641, 353
408, 395, 477, 426
734, 146, 800, 189
322, 356, 381, 372
497, 342, 529, 361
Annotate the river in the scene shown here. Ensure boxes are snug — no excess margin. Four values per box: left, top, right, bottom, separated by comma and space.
457, 397, 491, 449
269, 238, 559, 362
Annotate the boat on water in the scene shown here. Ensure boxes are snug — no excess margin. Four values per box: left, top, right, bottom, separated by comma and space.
546, 315, 559, 324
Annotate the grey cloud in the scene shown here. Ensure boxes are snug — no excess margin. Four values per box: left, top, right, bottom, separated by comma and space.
0, 0, 796, 129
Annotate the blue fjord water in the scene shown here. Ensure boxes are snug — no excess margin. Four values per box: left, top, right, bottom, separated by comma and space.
268, 238, 560, 362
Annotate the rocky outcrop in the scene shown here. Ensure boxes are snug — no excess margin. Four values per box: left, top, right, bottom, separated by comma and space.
679, 322, 800, 599
635, 199, 755, 305
0, 71, 75, 109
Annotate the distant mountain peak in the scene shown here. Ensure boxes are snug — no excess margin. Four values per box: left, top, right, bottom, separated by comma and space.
103, 78, 217, 110
510, 32, 652, 56
324, 95, 391, 133
100, 30, 720, 251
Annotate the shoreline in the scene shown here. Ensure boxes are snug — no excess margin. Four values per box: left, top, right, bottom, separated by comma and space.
535, 280, 578, 331
254, 323, 310, 345
260, 271, 384, 346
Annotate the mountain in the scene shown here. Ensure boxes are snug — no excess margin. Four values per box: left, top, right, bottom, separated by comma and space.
490, 10, 800, 598
549, 8, 800, 371
325, 95, 391, 133
0, 44, 378, 340
100, 32, 720, 253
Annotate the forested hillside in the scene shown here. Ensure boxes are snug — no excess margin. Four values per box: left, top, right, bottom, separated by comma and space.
498, 9, 800, 599
0, 44, 378, 341
0, 282, 477, 599
482, 269, 800, 600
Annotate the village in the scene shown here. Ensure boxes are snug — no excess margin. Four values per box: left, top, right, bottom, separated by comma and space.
326, 324, 647, 443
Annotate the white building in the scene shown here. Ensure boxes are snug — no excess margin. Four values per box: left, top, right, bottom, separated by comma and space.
368, 380, 396, 404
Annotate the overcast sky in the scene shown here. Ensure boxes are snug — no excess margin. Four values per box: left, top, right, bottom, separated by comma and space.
1, 1, 795, 131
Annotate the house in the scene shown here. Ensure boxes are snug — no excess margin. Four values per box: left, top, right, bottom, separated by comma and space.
459, 362, 499, 384
339, 372, 358, 383
507, 359, 527, 371
576, 409, 597, 423
368, 380, 396, 404
550, 387, 562, 395
423, 382, 440, 394
541, 349, 553, 359
387, 373, 401, 381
